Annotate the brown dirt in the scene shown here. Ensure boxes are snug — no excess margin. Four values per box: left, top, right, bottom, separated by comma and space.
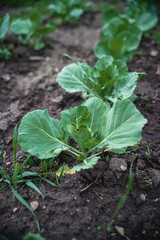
0, 10, 160, 240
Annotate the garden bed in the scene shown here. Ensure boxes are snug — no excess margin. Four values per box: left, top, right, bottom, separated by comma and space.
0, 9, 160, 240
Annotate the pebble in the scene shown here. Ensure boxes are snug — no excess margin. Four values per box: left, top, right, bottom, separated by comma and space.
2, 74, 11, 82
150, 49, 158, 56
30, 201, 39, 211
109, 158, 127, 172
140, 193, 146, 201
13, 207, 18, 213
115, 226, 125, 237
43, 206, 46, 210
51, 96, 63, 103
6, 161, 11, 166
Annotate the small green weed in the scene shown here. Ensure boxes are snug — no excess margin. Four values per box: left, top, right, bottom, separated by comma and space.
0, 125, 58, 231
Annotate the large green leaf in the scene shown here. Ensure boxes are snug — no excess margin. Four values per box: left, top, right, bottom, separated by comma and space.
0, 13, 10, 39
94, 41, 111, 59
11, 18, 33, 35
109, 71, 146, 102
101, 17, 128, 39
136, 12, 158, 32
56, 62, 102, 99
102, 7, 120, 23
83, 97, 110, 135
94, 99, 147, 150
18, 110, 67, 159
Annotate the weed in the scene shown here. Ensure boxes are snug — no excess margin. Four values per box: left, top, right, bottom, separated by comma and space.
0, 125, 58, 231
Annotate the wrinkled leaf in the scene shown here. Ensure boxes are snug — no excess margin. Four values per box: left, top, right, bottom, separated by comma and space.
11, 19, 33, 35
95, 99, 147, 150
102, 8, 119, 23
83, 97, 110, 135
137, 12, 158, 31
18, 110, 67, 159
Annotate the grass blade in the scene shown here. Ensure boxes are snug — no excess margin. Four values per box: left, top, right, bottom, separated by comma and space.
41, 177, 58, 187
13, 124, 18, 168
26, 181, 44, 199
10, 185, 40, 231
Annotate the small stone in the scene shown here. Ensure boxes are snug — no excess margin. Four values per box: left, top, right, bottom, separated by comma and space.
43, 206, 46, 210
28, 72, 34, 77
51, 96, 63, 103
72, 238, 77, 240
150, 49, 158, 56
120, 165, 127, 171
55, 67, 59, 73
13, 207, 18, 213
115, 226, 125, 237
140, 193, 146, 201
30, 201, 39, 211
6, 161, 11, 166
109, 158, 127, 172
2, 74, 11, 82
86, 199, 90, 203
45, 57, 50, 61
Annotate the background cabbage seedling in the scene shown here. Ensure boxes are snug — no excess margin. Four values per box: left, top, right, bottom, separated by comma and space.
10, 11, 56, 50
56, 55, 146, 103
95, 5, 158, 60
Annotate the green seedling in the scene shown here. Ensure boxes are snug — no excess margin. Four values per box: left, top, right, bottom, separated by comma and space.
23, 232, 46, 240
18, 97, 147, 172
146, 178, 153, 186
0, 125, 58, 231
140, 94, 149, 101
47, 0, 91, 24
10, 11, 56, 50
56, 55, 146, 103
0, 13, 11, 59
95, 5, 158, 60
47, 86, 54, 92
97, 226, 101, 231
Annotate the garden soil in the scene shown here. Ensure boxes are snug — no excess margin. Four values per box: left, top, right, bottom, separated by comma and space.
0, 9, 160, 240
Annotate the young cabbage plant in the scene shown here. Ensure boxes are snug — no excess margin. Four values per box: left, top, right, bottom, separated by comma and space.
10, 11, 56, 50
18, 97, 147, 171
56, 55, 146, 103
47, 0, 91, 24
95, 6, 158, 60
